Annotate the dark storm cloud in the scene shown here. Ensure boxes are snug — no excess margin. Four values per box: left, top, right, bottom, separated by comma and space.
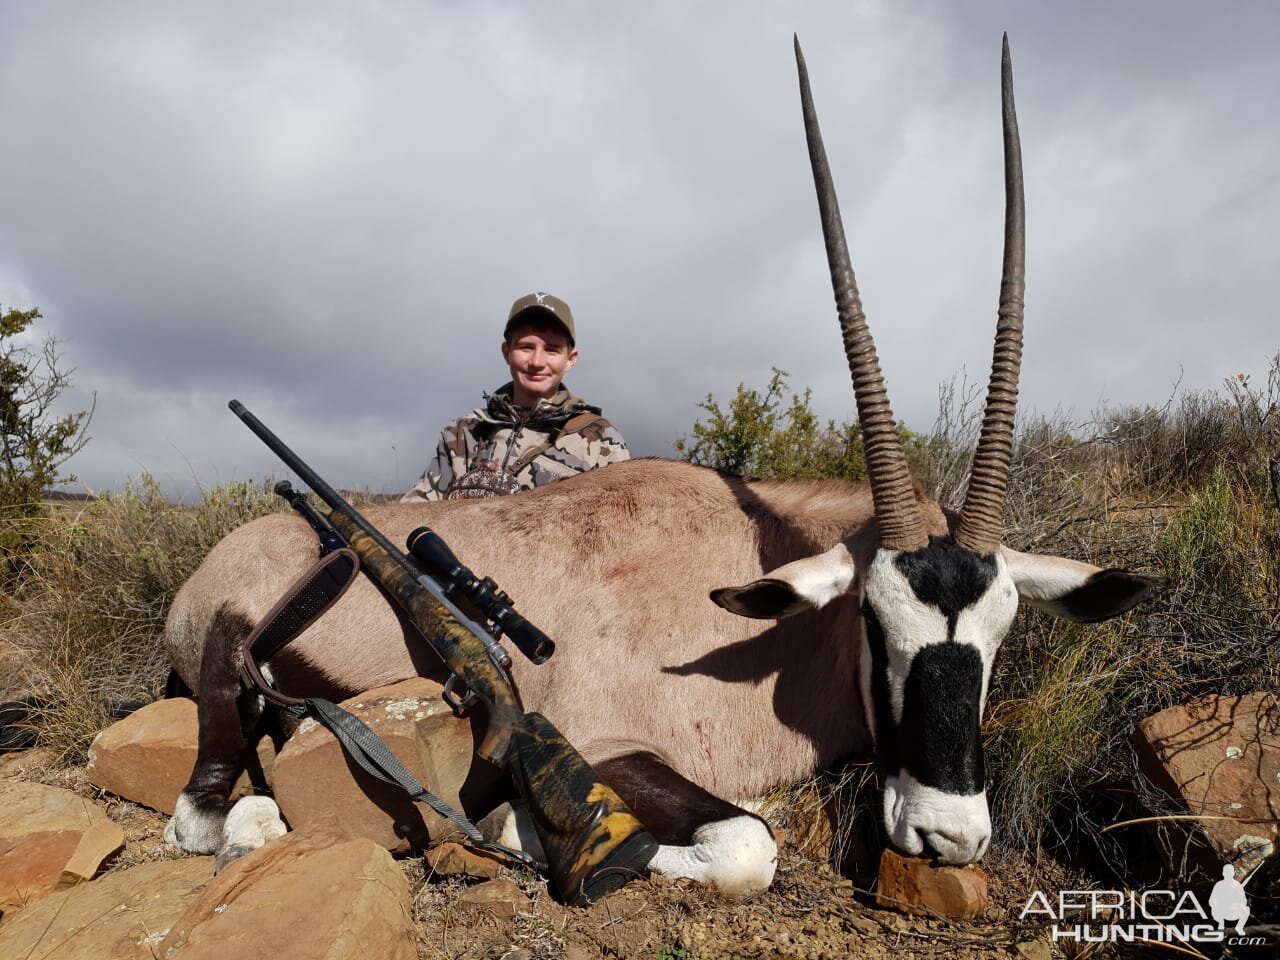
1, 2, 1277, 497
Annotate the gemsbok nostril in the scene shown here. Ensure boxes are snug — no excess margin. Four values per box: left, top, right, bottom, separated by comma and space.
919, 831, 943, 862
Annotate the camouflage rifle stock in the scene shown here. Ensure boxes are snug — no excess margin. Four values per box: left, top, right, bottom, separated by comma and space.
229, 400, 658, 905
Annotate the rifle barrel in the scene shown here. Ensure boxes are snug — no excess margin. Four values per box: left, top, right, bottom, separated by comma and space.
229, 399, 415, 579
227, 399, 657, 903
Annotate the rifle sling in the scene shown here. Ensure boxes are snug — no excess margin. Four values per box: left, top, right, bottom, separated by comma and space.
304, 696, 541, 868
240, 542, 537, 868
242, 547, 360, 694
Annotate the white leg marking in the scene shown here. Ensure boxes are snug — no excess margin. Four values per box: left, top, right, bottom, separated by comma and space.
648, 815, 777, 897
165, 792, 224, 854
214, 796, 288, 871
492, 801, 547, 864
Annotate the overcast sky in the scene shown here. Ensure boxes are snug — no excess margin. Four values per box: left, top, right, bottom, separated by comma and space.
2, 1, 1277, 499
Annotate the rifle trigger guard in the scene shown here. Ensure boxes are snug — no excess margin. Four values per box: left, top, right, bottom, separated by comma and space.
442, 674, 478, 715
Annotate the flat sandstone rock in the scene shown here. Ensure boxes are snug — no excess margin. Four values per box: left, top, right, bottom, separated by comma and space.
273, 677, 499, 852
159, 816, 416, 960
0, 780, 119, 913
876, 848, 989, 919
0, 855, 214, 960
86, 696, 274, 814
1135, 690, 1279, 878
87, 697, 199, 814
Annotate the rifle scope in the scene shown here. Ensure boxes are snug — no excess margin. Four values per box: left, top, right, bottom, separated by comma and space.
407, 527, 554, 665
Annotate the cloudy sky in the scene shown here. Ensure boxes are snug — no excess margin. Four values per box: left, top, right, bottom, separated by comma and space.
2, 1, 1277, 498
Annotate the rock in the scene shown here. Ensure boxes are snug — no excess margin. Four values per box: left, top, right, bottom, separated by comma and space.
86, 697, 197, 814
455, 878, 531, 919
57, 816, 126, 889
1135, 690, 1279, 879
0, 780, 114, 913
875, 848, 989, 918
0, 856, 214, 959
849, 915, 880, 935
1015, 938, 1053, 960
159, 816, 416, 960
86, 697, 273, 814
425, 840, 505, 879
273, 677, 504, 852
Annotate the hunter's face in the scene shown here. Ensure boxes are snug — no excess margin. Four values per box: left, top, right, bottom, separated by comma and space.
502, 324, 578, 406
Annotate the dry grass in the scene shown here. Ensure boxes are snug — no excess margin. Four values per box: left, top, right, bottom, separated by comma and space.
941, 359, 1280, 870
0, 476, 285, 762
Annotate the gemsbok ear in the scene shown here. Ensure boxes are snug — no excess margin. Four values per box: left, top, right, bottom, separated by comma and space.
1000, 547, 1165, 623
711, 543, 859, 620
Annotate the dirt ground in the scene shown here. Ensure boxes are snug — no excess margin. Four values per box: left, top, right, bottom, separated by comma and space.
403, 848, 1062, 960
14, 762, 1276, 960
80, 774, 1060, 960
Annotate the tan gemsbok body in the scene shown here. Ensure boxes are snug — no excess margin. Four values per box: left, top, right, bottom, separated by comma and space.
164, 38, 1161, 894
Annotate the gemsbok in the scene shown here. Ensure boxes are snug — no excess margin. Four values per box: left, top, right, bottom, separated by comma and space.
164, 37, 1162, 896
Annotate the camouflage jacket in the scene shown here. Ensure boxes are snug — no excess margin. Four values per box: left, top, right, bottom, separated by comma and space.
401, 383, 629, 501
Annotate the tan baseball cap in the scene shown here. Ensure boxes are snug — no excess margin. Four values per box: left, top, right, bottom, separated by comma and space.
505, 292, 576, 344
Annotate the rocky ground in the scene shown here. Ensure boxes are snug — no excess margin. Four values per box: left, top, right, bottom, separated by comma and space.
2, 685, 1275, 958
0, 753, 1079, 960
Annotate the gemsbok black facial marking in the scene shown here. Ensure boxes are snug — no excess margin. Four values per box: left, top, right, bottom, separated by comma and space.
893, 536, 999, 627
899, 642, 985, 794
864, 538, 1002, 795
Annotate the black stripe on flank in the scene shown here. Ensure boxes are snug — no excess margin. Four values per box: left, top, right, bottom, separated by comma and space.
898, 642, 985, 794
593, 752, 770, 846
893, 536, 998, 629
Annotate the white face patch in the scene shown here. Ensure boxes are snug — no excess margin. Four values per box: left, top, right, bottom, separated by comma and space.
952, 553, 1019, 708
864, 550, 949, 726
860, 549, 1018, 726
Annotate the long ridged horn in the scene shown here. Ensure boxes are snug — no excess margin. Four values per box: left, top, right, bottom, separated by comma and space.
795, 35, 926, 551
955, 34, 1026, 554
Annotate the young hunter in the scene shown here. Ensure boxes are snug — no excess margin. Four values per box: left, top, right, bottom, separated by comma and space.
402, 292, 629, 501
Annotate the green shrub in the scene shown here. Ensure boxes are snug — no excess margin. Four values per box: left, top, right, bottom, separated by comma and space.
674, 367, 929, 483
0, 306, 91, 585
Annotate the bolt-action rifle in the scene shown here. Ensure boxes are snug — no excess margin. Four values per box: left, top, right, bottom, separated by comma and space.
229, 399, 657, 905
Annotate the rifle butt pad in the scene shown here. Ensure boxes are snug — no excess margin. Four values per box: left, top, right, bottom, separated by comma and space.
507, 712, 658, 906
